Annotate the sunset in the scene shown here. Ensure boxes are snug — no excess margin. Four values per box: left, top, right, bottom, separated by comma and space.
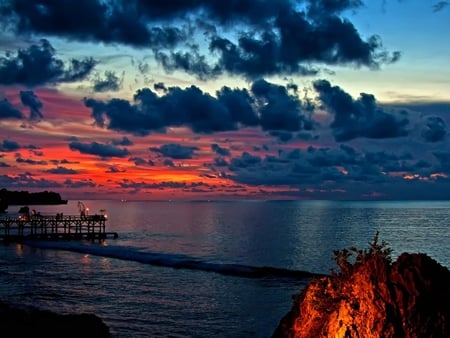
1, 0, 449, 201
1, 1, 450, 337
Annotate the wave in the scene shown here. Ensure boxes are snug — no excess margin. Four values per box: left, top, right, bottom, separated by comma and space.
22, 241, 325, 281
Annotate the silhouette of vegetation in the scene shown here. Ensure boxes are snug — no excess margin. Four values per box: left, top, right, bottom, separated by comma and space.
331, 231, 393, 277
0, 189, 67, 209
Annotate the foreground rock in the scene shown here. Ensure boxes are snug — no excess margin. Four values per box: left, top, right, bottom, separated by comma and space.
0, 301, 110, 337
273, 234, 450, 338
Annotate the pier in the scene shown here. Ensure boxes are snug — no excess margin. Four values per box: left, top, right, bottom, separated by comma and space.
0, 214, 118, 242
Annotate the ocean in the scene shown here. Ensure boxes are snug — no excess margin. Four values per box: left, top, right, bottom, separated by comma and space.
0, 200, 449, 337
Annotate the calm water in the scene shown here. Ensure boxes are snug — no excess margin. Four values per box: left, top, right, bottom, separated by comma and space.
0, 200, 449, 337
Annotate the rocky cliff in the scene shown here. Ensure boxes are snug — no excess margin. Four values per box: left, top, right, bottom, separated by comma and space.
273, 234, 450, 338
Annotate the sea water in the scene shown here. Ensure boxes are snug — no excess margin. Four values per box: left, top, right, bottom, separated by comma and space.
0, 200, 449, 337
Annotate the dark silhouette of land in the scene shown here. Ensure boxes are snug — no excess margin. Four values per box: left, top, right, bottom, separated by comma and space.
0, 189, 67, 212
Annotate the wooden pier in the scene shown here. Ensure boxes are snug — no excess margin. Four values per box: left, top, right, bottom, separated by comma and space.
0, 214, 118, 242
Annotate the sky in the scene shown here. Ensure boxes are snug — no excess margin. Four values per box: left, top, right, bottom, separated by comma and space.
0, 0, 449, 201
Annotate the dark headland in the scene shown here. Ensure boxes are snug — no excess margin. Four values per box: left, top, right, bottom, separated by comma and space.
0, 189, 67, 212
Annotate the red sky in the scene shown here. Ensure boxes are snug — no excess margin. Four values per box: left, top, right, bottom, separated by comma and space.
1, 1, 449, 201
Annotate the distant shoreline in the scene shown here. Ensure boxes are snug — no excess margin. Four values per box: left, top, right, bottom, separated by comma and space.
0, 189, 67, 212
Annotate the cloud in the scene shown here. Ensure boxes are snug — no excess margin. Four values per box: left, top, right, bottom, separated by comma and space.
85, 79, 316, 136
64, 179, 96, 188
225, 145, 444, 195
156, 1, 400, 79
0, 1, 400, 80
93, 71, 123, 92
118, 179, 210, 193
0, 98, 24, 119
0, 0, 188, 48
16, 157, 48, 165
251, 79, 313, 131
0, 39, 96, 86
111, 136, 133, 146
20, 90, 43, 120
69, 141, 130, 158
421, 116, 447, 142
150, 143, 199, 159
0, 173, 62, 189
432, 1, 449, 12
211, 143, 230, 156
46, 166, 78, 174
129, 157, 154, 166
313, 79, 409, 141
106, 166, 126, 173
0, 139, 20, 152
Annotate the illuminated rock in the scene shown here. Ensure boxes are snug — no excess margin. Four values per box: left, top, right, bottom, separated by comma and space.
273, 236, 450, 338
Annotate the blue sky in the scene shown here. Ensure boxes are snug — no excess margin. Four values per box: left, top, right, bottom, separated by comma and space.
0, 0, 449, 201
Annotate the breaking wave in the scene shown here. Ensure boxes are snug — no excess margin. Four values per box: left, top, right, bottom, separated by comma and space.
22, 240, 324, 280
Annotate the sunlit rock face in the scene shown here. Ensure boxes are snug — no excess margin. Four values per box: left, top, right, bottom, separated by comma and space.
273, 252, 450, 338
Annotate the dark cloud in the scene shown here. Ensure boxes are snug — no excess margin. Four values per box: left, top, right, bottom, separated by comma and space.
421, 116, 447, 142
307, 0, 364, 17
214, 157, 228, 167
160, 85, 238, 133
313, 79, 409, 141
0, 98, 24, 119
85, 84, 235, 135
0, 39, 95, 86
0, 139, 20, 152
93, 71, 123, 92
160, 1, 399, 79
84, 97, 149, 134
20, 90, 43, 120
150, 143, 198, 160
229, 152, 262, 169
118, 178, 209, 192
270, 131, 294, 142
251, 79, 313, 132
216, 86, 259, 127
46, 166, 78, 174
16, 157, 47, 165
135, 0, 292, 25
64, 178, 96, 188
112, 136, 133, 146
84, 79, 318, 136
163, 159, 175, 167
129, 157, 154, 166
0, 0, 188, 48
224, 144, 446, 194
106, 166, 126, 173
432, 151, 450, 173
63, 57, 98, 82
155, 49, 221, 81
153, 82, 168, 92
0, 173, 62, 189
0, 1, 399, 80
211, 143, 230, 156
69, 141, 130, 158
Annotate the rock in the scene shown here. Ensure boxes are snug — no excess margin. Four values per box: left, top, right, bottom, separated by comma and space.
272, 234, 450, 338
0, 301, 110, 337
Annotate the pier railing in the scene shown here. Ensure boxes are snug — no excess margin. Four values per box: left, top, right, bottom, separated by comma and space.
0, 214, 118, 241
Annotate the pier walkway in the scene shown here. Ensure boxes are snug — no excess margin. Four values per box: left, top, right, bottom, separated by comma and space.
0, 214, 118, 242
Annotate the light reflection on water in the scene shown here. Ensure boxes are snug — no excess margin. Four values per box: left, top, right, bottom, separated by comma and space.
19, 199, 450, 271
